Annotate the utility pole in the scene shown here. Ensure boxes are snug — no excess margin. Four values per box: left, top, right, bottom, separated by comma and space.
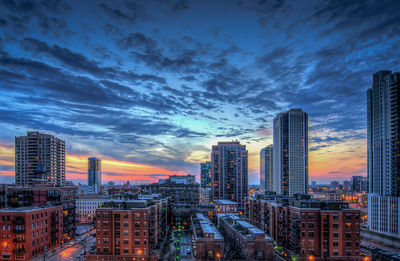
43, 245, 47, 261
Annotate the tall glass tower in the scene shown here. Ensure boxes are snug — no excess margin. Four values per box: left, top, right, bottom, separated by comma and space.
88, 157, 101, 194
260, 145, 273, 192
367, 70, 400, 239
273, 109, 308, 196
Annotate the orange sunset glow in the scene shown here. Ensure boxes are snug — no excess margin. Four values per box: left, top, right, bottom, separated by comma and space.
0, 137, 366, 184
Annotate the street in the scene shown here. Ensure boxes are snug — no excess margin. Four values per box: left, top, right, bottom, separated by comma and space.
178, 231, 193, 261
31, 225, 96, 261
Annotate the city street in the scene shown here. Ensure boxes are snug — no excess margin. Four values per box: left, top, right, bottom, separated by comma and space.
178, 231, 193, 261
31, 226, 96, 261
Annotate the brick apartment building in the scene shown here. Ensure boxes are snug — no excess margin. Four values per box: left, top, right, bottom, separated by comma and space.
246, 194, 361, 260
191, 213, 224, 260
213, 199, 239, 214
218, 213, 274, 260
87, 196, 168, 261
0, 205, 63, 261
141, 176, 200, 206
7, 181, 77, 242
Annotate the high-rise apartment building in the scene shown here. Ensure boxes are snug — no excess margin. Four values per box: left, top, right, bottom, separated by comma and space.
211, 141, 248, 210
15, 131, 65, 186
88, 157, 101, 194
200, 162, 211, 189
260, 145, 273, 192
367, 70, 400, 239
273, 109, 308, 196
351, 176, 368, 192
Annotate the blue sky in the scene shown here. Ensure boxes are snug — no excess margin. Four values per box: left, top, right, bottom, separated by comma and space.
0, 0, 399, 184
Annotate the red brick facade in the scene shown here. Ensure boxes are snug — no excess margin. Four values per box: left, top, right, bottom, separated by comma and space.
86, 198, 168, 261
0, 205, 63, 261
247, 196, 361, 260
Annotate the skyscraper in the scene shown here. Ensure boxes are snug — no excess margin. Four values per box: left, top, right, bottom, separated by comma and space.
211, 141, 248, 210
367, 70, 400, 239
351, 176, 368, 192
88, 157, 101, 194
260, 145, 273, 192
200, 162, 211, 189
15, 131, 65, 186
273, 109, 308, 196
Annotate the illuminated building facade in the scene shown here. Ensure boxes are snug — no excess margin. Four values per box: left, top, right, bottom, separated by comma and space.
88, 196, 168, 261
15, 131, 65, 186
273, 109, 308, 196
0, 205, 63, 261
367, 70, 400, 239
211, 141, 248, 211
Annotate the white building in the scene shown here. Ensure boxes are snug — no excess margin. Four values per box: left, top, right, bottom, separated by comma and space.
76, 195, 109, 223
367, 70, 400, 239
273, 109, 308, 196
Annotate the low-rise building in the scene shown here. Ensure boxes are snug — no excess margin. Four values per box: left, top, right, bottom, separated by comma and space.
247, 194, 361, 260
76, 195, 110, 223
0, 205, 63, 261
7, 182, 77, 242
141, 177, 199, 206
87, 195, 168, 261
213, 200, 239, 214
191, 213, 224, 260
218, 213, 274, 260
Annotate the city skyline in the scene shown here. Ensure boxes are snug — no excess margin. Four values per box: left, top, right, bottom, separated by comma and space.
1, 0, 400, 184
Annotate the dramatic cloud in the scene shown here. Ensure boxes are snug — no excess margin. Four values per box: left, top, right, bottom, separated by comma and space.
0, 0, 399, 184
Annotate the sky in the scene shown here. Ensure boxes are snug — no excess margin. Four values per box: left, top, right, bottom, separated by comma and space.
0, 0, 399, 185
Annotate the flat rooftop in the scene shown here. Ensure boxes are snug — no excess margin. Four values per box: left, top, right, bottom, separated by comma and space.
196, 213, 223, 240
219, 213, 271, 240
214, 199, 238, 205
0, 205, 59, 213
102, 199, 152, 209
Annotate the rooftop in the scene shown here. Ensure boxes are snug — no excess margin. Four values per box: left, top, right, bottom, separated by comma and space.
219, 214, 272, 240
194, 213, 223, 240
214, 199, 238, 205
0, 205, 60, 213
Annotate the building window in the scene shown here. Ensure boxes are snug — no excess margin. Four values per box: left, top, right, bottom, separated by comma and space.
333, 223, 339, 228
333, 241, 339, 247
333, 232, 339, 238
135, 240, 140, 245
124, 240, 129, 244
124, 230, 128, 236
346, 242, 352, 247
123, 222, 129, 228
123, 248, 129, 253
333, 250, 338, 256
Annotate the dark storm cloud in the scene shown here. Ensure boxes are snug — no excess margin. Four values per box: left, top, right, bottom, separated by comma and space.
99, 1, 146, 24
172, 0, 190, 12
0, 0, 399, 182
20, 37, 166, 84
